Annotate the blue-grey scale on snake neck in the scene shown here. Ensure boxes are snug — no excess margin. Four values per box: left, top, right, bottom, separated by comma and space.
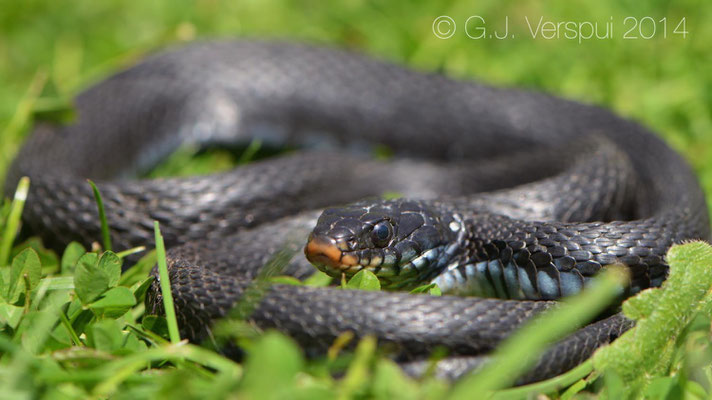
5, 40, 709, 384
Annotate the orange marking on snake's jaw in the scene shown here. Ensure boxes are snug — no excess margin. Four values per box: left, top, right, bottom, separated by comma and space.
305, 236, 358, 270
341, 253, 358, 266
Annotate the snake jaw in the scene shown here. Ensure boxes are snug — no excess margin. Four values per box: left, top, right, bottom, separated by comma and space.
305, 234, 405, 279
305, 235, 360, 274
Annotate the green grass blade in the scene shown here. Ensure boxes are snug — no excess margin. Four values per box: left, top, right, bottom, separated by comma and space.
592, 241, 712, 396
89, 343, 242, 397
118, 250, 157, 287
116, 246, 146, 259
228, 240, 299, 320
0, 69, 47, 186
338, 336, 377, 400
36, 276, 75, 291
490, 360, 594, 399
87, 180, 112, 252
59, 308, 83, 346
449, 267, 629, 398
153, 221, 180, 344
0, 177, 30, 267
236, 139, 262, 165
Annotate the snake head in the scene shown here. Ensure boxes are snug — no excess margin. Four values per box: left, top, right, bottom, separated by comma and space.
305, 199, 463, 289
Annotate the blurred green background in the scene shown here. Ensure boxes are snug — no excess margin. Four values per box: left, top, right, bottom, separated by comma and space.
1, 0, 710, 211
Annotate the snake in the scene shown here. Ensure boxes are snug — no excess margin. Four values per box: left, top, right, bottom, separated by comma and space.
4, 40, 710, 384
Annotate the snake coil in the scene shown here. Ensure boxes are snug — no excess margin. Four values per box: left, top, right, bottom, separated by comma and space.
5, 41, 709, 383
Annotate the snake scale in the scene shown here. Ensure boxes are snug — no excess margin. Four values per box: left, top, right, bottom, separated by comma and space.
5, 40, 710, 384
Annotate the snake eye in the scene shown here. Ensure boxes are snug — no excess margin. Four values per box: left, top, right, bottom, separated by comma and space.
371, 221, 393, 247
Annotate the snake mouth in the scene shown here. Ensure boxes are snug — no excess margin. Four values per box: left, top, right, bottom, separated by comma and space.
305, 235, 360, 274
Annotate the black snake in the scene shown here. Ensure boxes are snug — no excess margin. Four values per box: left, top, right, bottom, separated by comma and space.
5, 40, 709, 384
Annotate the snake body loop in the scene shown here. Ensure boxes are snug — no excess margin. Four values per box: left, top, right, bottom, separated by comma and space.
5, 40, 709, 383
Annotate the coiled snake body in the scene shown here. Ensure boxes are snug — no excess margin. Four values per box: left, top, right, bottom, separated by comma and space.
5, 41, 710, 383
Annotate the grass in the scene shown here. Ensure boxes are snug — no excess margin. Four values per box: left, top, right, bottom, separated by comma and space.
0, 0, 711, 399
0, 179, 711, 399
